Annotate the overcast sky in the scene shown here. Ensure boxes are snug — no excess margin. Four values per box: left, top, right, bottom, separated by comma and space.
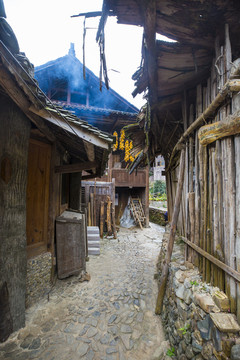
5, 0, 146, 109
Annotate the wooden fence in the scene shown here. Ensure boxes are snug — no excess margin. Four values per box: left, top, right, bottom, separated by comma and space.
166, 25, 240, 320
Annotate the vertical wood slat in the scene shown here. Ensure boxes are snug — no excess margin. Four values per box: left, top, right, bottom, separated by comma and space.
194, 131, 200, 268
234, 136, 240, 321
216, 140, 225, 290
226, 137, 236, 312
232, 93, 240, 320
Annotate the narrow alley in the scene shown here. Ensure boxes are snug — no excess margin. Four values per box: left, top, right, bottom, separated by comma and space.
0, 226, 166, 360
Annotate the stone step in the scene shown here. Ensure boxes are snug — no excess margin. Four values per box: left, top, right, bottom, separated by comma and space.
88, 241, 100, 248
87, 226, 100, 255
88, 247, 100, 255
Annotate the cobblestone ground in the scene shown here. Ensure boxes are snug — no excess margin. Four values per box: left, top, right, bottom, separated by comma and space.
0, 225, 165, 360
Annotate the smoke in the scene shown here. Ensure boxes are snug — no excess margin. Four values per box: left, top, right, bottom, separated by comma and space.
35, 50, 138, 114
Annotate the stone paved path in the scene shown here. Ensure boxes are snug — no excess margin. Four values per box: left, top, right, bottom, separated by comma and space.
0, 225, 165, 360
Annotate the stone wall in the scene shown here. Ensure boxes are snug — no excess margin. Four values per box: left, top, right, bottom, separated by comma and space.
157, 232, 240, 360
25, 252, 52, 308
149, 206, 166, 226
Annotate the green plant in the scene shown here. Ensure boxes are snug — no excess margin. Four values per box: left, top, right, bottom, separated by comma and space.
190, 280, 199, 286
149, 180, 166, 196
178, 323, 190, 335
166, 347, 175, 357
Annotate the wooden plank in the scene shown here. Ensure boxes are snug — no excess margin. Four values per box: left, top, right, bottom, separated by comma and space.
235, 135, 240, 321
226, 137, 236, 312
100, 201, 104, 239
181, 236, 240, 283
106, 196, 112, 235
167, 79, 240, 171
188, 192, 195, 263
55, 161, 97, 174
26, 139, 51, 251
194, 131, 200, 267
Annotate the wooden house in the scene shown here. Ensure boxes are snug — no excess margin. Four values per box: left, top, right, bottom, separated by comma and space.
34, 47, 149, 227
96, 0, 240, 319
0, 11, 113, 342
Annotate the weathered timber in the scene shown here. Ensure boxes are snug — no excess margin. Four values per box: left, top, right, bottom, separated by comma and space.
106, 196, 112, 235
55, 161, 97, 174
235, 135, 240, 321
226, 137, 236, 312
100, 201, 104, 239
0, 97, 30, 335
188, 192, 195, 264
90, 193, 94, 227
198, 110, 240, 145
167, 79, 240, 171
0, 65, 55, 142
155, 147, 185, 315
181, 237, 240, 283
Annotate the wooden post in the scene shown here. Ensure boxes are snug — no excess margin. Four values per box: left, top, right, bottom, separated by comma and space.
93, 179, 97, 226
88, 202, 91, 226
155, 147, 185, 315
235, 135, 240, 321
90, 193, 94, 226
106, 196, 112, 235
100, 201, 104, 239
188, 192, 195, 263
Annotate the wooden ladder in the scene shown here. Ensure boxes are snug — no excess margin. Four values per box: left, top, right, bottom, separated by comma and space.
130, 197, 146, 230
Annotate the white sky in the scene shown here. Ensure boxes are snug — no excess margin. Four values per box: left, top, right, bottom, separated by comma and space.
5, 0, 146, 109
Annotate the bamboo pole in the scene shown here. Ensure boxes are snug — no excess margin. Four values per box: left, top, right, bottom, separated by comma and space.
155, 147, 185, 315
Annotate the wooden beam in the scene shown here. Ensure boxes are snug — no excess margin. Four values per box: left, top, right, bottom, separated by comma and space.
83, 140, 95, 162
55, 161, 97, 174
181, 236, 240, 283
0, 65, 55, 142
81, 174, 98, 180
143, 0, 158, 106
167, 79, 240, 171
198, 110, 240, 145
29, 106, 111, 150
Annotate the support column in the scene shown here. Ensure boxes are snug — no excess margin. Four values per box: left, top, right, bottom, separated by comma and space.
0, 97, 30, 341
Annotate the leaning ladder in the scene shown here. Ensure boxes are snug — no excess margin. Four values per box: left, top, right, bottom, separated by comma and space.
130, 197, 146, 230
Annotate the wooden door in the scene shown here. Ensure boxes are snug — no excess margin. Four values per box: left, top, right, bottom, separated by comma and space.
26, 139, 51, 256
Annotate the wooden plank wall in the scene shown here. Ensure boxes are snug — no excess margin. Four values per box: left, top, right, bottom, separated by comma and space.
166, 25, 240, 319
